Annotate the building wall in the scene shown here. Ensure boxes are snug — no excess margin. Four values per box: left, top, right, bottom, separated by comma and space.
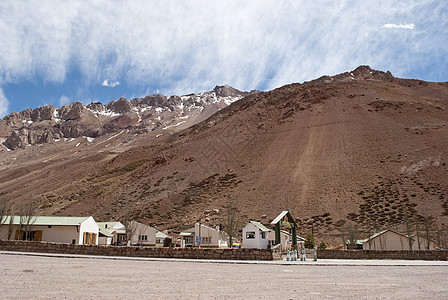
98, 236, 110, 245
412, 237, 436, 251
242, 223, 268, 249
79, 217, 99, 245
194, 223, 228, 248
267, 231, 290, 248
130, 221, 157, 246
363, 231, 412, 250
0, 224, 79, 244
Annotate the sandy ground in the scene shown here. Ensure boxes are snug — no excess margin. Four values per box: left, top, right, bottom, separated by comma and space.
1, 253, 447, 299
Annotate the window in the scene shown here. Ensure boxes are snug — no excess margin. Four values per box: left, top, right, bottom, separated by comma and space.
202, 237, 211, 243
139, 235, 148, 241
261, 232, 266, 239
246, 231, 256, 239
15, 230, 42, 241
22, 231, 35, 241
83, 232, 97, 245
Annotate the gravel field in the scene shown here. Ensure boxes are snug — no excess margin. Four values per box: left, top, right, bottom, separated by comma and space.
1, 253, 447, 299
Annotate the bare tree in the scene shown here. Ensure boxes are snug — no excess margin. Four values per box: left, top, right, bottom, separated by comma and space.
17, 201, 36, 241
403, 213, 413, 250
0, 196, 7, 228
434, 224, 442, 250
441, 224, 448, 250
223, 197, 239, 248
0, 196, 9, 238
415, 218, 422, 250
365, 223, 375, 250
7, 205, 15, 240
422, 215, 434, 250
345, 221, 359, 250
121, 207, 138, 246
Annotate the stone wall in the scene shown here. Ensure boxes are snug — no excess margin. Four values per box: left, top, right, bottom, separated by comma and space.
317, 249, 448, 261
0, 240, 273, 261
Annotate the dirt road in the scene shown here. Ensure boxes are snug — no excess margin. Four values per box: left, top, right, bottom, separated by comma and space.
1, 253, 447, 299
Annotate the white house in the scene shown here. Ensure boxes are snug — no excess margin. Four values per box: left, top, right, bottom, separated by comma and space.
130, 221, 157, 246
0, 216, 99, 245
97, 221, 156, 246
97, 221, 125, 245
242, 221, 270, 249
180, 223, 228, 248
362, 230, 436, 250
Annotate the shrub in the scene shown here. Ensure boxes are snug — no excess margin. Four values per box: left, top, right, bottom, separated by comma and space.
304, 234, 315, 249
319, 241, 327, 250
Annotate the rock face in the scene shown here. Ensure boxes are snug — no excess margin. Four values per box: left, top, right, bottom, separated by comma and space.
1, 87, 249, 150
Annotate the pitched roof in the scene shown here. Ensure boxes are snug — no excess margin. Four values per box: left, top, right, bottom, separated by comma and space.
271, 211, 289, 225
279, 229, 305, 241
96, 222, 125, 237
361, 229, 412, 244
156, 231, 169, 239
2, 216, 91, 226
249, 221, 270, 232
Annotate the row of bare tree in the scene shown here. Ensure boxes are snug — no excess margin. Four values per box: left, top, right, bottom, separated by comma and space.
0, 197, 36, 240
340, 215, 448, 250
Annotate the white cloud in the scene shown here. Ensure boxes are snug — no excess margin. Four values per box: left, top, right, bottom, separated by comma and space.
0, 0, 446, 97
102, 79, 120, 87
0, 88, 9, 117
383, 23, 415, 29
59, 95, 70, 106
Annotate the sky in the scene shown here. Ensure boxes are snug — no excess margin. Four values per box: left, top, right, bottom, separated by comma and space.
0, 0, 447, 117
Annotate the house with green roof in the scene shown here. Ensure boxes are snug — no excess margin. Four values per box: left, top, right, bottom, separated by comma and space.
0, 216, 99, 245
96, 221, 125, 245
97, 221, 157, 246
242, 221, 271, 249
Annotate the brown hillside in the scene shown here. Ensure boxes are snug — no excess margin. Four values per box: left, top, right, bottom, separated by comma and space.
1, 66, 447, 243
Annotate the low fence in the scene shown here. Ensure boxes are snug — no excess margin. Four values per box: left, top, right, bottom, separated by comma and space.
317, 249, 448, 261
0, 240, 273, 261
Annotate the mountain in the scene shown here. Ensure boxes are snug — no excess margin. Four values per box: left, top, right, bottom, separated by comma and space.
1, 66, 447, 244
0, 85, 249, 150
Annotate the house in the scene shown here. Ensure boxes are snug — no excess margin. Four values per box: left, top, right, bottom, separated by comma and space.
0, 216, 99, 245
156, 230, 172, 247
179, 223, 228, 248
242, 221, 270, 249
129, 221, 156, 246
97, 221, 156, 246
97, 221, 125, 245
361, 229, 436, 250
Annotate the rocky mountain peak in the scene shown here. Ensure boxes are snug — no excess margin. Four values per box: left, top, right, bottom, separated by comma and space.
106, 97, 132, 114
0, 86, 248, 150
213, 85, 244, 98
310, 65, 395, 85
59, 101, 88, 121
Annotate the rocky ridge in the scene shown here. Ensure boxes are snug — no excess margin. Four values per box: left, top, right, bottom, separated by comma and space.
0, 85, 249, 150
